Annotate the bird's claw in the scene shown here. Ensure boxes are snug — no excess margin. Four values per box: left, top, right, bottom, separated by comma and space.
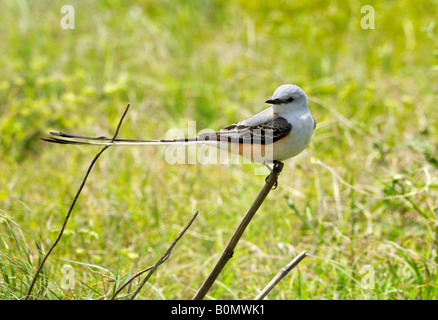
264, 160, 283, 190
265, 173, 279, 190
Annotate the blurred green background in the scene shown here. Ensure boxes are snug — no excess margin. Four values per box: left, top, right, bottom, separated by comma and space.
0, 0, 437, 299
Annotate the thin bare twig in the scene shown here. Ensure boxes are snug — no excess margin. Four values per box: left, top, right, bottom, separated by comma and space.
25, 104, 131, 300
125, 210, 199, 300
254, 251, 308, 300
111, 266, 154, 300
193, 161, 284, 300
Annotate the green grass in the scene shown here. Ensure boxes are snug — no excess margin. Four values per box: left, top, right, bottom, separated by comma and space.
1, 0, 438, 299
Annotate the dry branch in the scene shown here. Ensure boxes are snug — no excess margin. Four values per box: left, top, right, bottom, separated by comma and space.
111, 266, 154, 300
254, 250, 308, 300
192, 161, 284, 300
126, 210, 199, 300
25, 104, 131, 300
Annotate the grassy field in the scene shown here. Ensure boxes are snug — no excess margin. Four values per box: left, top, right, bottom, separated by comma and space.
1, 0, 437, 300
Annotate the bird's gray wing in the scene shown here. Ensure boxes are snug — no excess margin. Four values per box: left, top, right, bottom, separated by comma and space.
198, 112, 292, 145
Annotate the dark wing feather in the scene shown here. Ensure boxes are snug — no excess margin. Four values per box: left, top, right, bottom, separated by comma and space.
198, 117, 292, 145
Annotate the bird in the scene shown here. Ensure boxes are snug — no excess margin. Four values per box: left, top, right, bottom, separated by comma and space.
43, 84, 316, 186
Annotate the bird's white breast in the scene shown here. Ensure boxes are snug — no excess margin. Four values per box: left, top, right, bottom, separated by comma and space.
271, 110, 314, 161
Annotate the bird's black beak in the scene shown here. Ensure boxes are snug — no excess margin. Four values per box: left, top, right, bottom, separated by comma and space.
265, 98, 280, 105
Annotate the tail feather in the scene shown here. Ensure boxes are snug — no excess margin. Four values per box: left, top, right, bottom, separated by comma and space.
41, 131, 205, 146
49, 131, 164, 143
50, 131, 112, 140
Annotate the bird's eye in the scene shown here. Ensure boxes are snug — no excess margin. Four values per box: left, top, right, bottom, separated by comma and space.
286, 97, 294, 103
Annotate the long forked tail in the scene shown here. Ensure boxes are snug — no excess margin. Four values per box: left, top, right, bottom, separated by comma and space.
41, 131, 204, 146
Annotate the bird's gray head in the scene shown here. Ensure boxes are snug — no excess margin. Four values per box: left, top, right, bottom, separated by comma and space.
265, 84, 307, 107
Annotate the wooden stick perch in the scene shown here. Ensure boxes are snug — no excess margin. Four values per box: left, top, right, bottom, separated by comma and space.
193, 161, 284, 300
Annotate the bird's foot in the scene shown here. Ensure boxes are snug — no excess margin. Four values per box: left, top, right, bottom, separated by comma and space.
264, 161, 284, 190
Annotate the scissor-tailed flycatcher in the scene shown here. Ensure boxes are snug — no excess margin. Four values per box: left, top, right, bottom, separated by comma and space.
43, 84, 315, 167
